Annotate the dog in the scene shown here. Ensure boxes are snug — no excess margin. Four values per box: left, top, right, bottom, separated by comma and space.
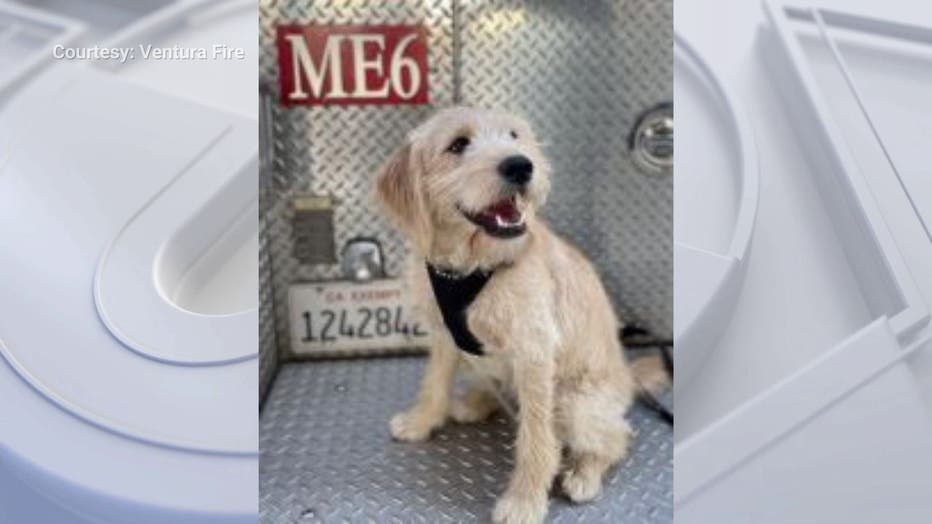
375, 107, 668, 524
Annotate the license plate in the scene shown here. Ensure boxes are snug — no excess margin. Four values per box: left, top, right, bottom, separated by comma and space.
288, 279, 430, 355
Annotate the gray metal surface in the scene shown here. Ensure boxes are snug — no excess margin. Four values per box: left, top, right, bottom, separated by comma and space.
260, 210, 279, 403
260, 85, 279, 402
458, 0, 673, 337
258, 0, 672, 366
258, 0, 455, 362
259, 357, 672, 523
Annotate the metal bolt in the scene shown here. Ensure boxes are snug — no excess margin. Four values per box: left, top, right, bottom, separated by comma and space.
629, 102, 673, 175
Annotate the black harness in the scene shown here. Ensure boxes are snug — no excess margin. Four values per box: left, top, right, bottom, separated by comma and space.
426, 264, 494, 356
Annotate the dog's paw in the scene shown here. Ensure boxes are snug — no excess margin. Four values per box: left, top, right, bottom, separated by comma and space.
561, 468, 602, 503
449, 397, 493, 423
389, 410, 437, 442
492, 493, 547, 524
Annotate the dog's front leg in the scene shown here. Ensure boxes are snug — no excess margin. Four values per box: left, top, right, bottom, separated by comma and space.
389, 342, 458, 442
493, 354, 559, 524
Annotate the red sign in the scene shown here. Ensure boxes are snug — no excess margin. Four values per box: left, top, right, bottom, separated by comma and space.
277, 24, 429, 106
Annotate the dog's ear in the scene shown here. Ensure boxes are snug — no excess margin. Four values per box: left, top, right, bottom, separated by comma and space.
375, 142, 432, 251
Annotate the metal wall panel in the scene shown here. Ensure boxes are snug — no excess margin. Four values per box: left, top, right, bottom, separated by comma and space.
259, 49, 279, 400
259, 2, 279, 404
259, 0, 672, 373
259, 212, 278, 403
459, 0, 673, 336
259, 0, 455, 365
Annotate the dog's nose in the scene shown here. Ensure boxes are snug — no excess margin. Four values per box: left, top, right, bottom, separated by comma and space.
498, 155, 533, 186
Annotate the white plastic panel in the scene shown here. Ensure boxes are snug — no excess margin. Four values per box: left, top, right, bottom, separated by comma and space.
162, 199, 259, 316
825, 33, 932, 232
111, 0, 258, 119
0, 2, 258, 522
0, 1, 82, 94
677, 319, 932, 503
6, 0, 173, 41
96, 117, 259, 365
676, 1, 932, 521
674, 33, 759, 397
766, 3, 932, 338
678, 323, 932, 523
0, 68, 257, 455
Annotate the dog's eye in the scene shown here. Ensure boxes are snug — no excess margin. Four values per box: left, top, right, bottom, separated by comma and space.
447, 136, 470, 154
510, 130, 518, 139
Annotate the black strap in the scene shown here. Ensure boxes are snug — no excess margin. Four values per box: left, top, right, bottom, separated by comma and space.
426, 264, 493, 356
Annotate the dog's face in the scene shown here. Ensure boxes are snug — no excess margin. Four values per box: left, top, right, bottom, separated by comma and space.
376, 107, 551, 264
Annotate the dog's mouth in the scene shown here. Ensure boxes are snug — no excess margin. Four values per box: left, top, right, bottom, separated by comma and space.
459, 197, 527, 239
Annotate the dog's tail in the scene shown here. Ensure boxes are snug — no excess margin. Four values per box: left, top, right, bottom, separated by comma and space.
621, 325, 673, 425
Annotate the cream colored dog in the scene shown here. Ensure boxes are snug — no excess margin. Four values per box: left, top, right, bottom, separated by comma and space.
376, 107, 666, 524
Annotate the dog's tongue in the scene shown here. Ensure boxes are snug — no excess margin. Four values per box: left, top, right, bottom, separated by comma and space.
482, 199, 520, 224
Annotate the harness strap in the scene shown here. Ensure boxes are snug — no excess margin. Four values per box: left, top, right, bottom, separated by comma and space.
426, 263, 493, 356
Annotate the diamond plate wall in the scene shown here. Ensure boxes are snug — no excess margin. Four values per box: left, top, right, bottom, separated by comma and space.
260, 212, 278, 404
259, 0, 672, 371
259, 0, 455, 366
459, 0, 673, 337
260, 82, 278, 402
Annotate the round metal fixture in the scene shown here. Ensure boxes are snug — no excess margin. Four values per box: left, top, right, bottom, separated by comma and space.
629, 102, 673, 175
340, 238, 385, 282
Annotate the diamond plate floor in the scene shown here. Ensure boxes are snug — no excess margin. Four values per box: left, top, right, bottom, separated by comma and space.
260, 357, 672, 523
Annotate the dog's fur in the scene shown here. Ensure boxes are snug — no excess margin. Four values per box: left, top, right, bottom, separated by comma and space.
375, 107, 666, 524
